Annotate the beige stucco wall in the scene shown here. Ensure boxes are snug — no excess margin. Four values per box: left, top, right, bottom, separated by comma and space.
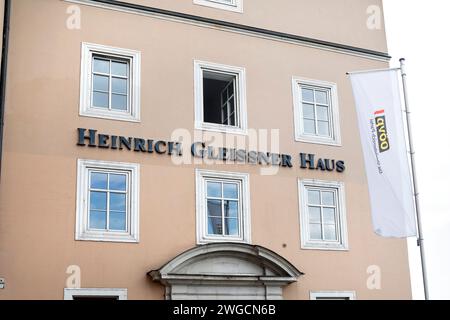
0, 0, 411, 299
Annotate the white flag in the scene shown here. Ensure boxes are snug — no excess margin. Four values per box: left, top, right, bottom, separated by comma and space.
349, 70, 416, 238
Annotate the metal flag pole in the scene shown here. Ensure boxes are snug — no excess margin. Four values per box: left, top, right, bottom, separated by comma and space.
399, 58, 430, 300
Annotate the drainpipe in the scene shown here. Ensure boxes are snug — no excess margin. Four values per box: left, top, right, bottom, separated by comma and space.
0, 0, 11, 179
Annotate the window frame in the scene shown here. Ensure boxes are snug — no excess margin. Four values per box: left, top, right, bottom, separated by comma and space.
310, 291, 356, 300
76, 159, 140, 243
298, 179, 348, 251
292, 77, 341, 146
64, 288, 127, 300
193, 0, 243, 13
194, 60, 248, 135
80, 42, 141, 122
196, 169, 251, 244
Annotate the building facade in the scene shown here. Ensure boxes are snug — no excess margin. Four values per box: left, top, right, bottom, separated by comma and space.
0, 0, 412, 300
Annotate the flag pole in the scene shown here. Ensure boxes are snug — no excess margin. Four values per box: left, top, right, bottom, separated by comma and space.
399, 58, 429, 300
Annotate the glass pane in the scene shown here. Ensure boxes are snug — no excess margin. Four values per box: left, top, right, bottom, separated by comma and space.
93, 92, 109, 108
322, 191, 335, 206
112, 77, 127, 94
324, 225, 337, 241
111, 94, 127, 111
301, 88, 314, 102
207, 199, 222, 217
223, 183, 238, 199
303, 119, 316, 134
109, 174, 127, 191
317, 121, 330, 136
111, 61, 128, 77
93, 58, 109, 74
315, 90, 328, 104
302, 103, 315, 119
309, 224, 322, 240
224, 200, 238, 217
308, 206, 321, 223
207, 182, 222, 198
110, 193, 126, 211
317, 106, 329, 121
208, 217, 223, 235
89, 210, 107, 230
323, 207, 336, 224
227, 99, 236, 126
225, 218, 239, 236
308, 190, 320, 205
90, 172, 107, 189
93, 75, 109, 92
109, 211, 126, 231
90, 191, 107, 210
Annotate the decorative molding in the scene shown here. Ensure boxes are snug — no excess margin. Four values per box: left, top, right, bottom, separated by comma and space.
64, 0, 390, 62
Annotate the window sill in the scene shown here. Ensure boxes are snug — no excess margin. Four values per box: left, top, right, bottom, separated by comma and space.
193, 0, 243, 13
76, 232, 139, 243
301, 242, 349, 252
79, 109, 140, 123
295, 135, 342, 147
198, 236, 249, 245
195, 122, 248, 135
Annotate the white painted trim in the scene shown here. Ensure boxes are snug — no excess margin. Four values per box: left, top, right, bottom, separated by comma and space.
194, 60, 248, 135
64, 288, 128, 300
310, 291, 356, 300
292, 77, 342, 146
195, 169, 251, 244
193, 0, 243, 13
298, 179, 349, 251
64, 0, 389, 62
79, 42, 141, 122
76, 159, 140, 243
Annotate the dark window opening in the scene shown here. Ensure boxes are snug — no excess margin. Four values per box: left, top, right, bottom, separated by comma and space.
203, 70, 237, 127
72, 295, 120, 300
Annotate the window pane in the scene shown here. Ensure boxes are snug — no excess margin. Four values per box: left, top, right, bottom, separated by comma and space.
225, 218, 239, 236
224, 200, 238, 217
109, 174, 126, 191
207, 182, 222, 198
207, 199, 222, 217
90, 191, 107, 210
208, 217, 223, 235
317, 121, 330, 136
303, 119, 316, 134
89, 210, 107, 230
308, 206, 321, 223
315, 90, 328, 104
309, 224, 322, 240
308, 190, 320, 205
109, 211, 126, 231
323, 207, 336, 224
90, 172, 107, 189
112, 77, 127, 95
93, 58, 109, 74
227, 99, 236, 126
223, 183, 238, 199
93, 92, 109, 108
324, 225, 337, 241
111, 94, 127, 111
322, 191, 335, 206
302, 103, 315, 119
317, 106, 329, 121
93, 75, 109, 92
301, 88, 314, 102
110, 193, 126, 212
111, 61, 128, 77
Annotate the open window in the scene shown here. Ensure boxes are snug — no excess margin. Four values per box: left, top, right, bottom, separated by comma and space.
195, 61, 247, 134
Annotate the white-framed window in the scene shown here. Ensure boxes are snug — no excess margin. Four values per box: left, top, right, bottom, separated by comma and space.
194, 60, 247, 135
310, 291, 356, 300
298, 179, 348, 251
76, 159, 140, 243
196, 169, 251, 244
292, 77, 341, 146
193, 0, 243, 13
80, 42, 141, 122
64, 288, 127, 300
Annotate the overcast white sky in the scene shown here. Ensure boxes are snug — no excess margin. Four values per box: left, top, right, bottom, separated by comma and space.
383, 0, 450, 300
